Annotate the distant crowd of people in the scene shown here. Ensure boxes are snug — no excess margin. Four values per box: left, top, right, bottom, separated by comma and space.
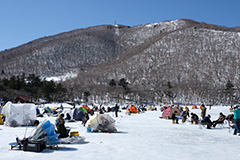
170, 104, 239, 136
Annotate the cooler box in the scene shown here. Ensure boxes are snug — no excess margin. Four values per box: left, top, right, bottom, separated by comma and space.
70, 131, 79, 137
23, 141, 46, 152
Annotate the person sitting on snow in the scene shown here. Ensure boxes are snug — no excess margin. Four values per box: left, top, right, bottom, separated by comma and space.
64, 113, 71, 121
212, 112, 226, 128
190, 113, 199, 124
55, 113, 68, 138
201, 115, 212, 129
17, 120, 40, 144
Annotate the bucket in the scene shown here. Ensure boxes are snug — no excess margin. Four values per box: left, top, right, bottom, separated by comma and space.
193, 121, 198, 125
70, 131, 79, 137
0, 114, 3, 125
0, 118, 2, 125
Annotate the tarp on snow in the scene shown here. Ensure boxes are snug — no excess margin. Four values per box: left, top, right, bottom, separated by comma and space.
1, 102, 36, 127
85, 114, 117, 132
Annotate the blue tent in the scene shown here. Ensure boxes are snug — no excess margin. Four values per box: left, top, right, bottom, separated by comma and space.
73, 108, 85, 121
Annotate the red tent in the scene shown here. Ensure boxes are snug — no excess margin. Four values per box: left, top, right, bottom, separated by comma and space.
161, 106, 181, 119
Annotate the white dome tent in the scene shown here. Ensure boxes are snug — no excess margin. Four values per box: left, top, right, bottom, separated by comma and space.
1, 102, 36, 127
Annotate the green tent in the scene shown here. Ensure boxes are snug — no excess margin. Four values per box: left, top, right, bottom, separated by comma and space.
44, 106, 53, 113
79, 107, 88, 114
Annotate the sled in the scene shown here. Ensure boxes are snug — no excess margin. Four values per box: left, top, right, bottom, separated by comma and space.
9, 142, 23, 150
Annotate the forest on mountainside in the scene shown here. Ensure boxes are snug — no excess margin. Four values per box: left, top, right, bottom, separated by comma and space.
1, 19, 240, 105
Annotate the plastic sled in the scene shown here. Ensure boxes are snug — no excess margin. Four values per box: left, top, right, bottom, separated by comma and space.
9, 142, 23, 150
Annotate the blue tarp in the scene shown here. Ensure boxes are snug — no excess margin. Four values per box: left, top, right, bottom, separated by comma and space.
30, 120, 60, 145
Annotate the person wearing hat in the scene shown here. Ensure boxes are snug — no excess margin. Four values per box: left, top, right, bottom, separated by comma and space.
181, 107, 189, 123
200, 104, 207, 119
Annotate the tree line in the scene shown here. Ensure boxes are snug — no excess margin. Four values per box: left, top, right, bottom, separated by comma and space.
0, 72, 238, 106
0, 73, 67, 102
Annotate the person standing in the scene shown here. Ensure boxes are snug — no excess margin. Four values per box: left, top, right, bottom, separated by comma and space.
82, 113, 89, 126
115, 104, 119, 117
233, 106, 240, 135
171, 111, 179, 124
200, 104, 207, 119
181, 106, 189, 123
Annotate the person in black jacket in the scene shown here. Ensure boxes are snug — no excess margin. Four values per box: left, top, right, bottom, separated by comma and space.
171, 111, 179, 124
55, 113, 68, 138
191, 113, 199, 124
115, 104, 120, 117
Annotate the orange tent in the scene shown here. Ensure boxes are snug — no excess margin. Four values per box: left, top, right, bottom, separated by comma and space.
192, 105, 198, 109
82, 105, 91, 113
126, 105, 138, 114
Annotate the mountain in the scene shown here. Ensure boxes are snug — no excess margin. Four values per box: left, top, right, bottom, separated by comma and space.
1, 19, 240, 104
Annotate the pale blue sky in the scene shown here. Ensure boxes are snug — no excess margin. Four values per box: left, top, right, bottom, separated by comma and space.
0, 0, 240, 51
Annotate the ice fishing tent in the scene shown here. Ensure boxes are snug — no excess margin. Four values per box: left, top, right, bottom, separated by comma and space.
43, 106, 53, 113
81, 104, 91, 113
1, 102, 36, 127
85, 114, 117, 132
73, 108, 85, 121
79, 107, 88, 114
30, 119, 60, 146
161, 106, 181, 119
145, 105, 152, 111
192, 105, 198, 109
126, 105, 138, 114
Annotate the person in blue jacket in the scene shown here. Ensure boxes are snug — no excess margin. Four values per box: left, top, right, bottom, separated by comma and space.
233, 106, 240, 135
201, 115, 212, 129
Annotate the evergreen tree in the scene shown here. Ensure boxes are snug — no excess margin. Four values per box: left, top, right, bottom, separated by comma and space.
226, 80, 234, 90
109, 79, 117, 87
41, 80, 56, 102
25, 74, 42, 100
118, 78, 130, 93
83, 91, 91, 102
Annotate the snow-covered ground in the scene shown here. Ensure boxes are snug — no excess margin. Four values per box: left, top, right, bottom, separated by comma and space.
0, 105, 239, 160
